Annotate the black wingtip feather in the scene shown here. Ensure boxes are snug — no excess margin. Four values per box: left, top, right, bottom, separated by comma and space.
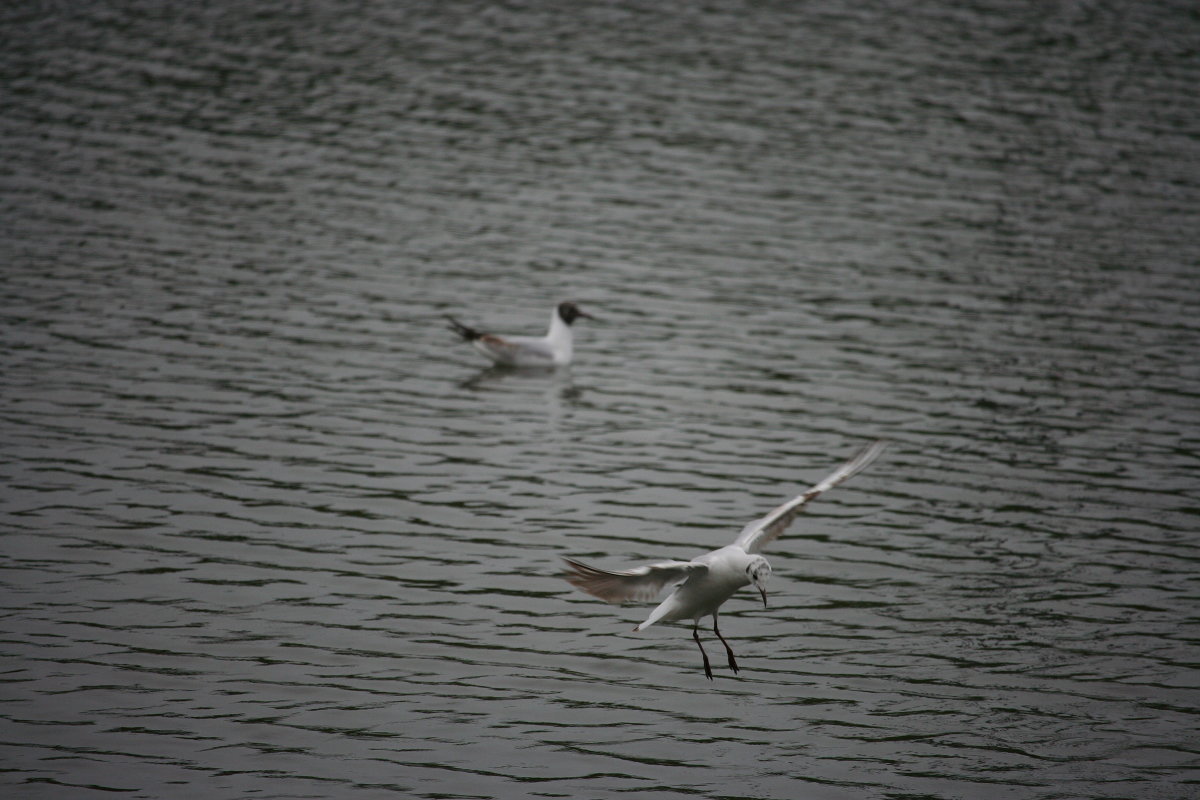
445, 314, 482, 341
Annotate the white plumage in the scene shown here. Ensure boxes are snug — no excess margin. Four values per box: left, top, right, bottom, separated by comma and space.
564, 440, 886, 679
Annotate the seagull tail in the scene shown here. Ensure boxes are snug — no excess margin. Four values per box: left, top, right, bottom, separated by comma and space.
633, 598, 674, 632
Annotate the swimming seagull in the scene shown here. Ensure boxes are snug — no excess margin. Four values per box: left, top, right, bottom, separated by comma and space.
445, 301, 595, 367
563, 440, 886, 680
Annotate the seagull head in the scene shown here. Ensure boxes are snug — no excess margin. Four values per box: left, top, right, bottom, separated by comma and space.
557, 301, 595, 325
746, 555, 771, 608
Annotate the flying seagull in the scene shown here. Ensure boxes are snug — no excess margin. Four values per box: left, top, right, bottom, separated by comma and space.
563, 440, 886, 679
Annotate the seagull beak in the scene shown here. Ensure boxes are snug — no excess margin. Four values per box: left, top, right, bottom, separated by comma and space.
758, 586, 768, 608
578, 309, 597, 321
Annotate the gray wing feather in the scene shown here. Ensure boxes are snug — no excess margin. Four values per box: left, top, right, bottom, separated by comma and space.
476, 334, 553, 363
562, 557, 705, 604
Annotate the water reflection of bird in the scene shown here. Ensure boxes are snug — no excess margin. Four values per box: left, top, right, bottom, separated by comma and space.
563, 440, 886, 680
446, 301, 595, 367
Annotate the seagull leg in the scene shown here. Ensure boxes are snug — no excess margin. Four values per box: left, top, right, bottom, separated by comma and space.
713, 611, 739, 675
692, 623, 713, 680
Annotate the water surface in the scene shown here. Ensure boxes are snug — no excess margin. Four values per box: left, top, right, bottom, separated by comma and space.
2, 1, 1199, 798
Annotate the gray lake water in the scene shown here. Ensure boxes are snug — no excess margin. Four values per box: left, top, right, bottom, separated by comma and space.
2, 1, 1199, 798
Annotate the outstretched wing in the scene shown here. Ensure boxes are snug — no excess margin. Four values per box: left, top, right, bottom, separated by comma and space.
562, 557, 705, 604
732, 440, 886, 554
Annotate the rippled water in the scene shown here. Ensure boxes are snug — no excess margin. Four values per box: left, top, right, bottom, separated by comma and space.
3, 1, 1199, 798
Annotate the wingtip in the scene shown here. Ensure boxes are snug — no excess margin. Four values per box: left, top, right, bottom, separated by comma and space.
861, 438, 887, 457
846, 438, 888, 474
560, 556, 585, 580
445, 314, 480, 341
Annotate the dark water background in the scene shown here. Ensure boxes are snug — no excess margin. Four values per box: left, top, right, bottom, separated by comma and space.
2, 1, 1199, 798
